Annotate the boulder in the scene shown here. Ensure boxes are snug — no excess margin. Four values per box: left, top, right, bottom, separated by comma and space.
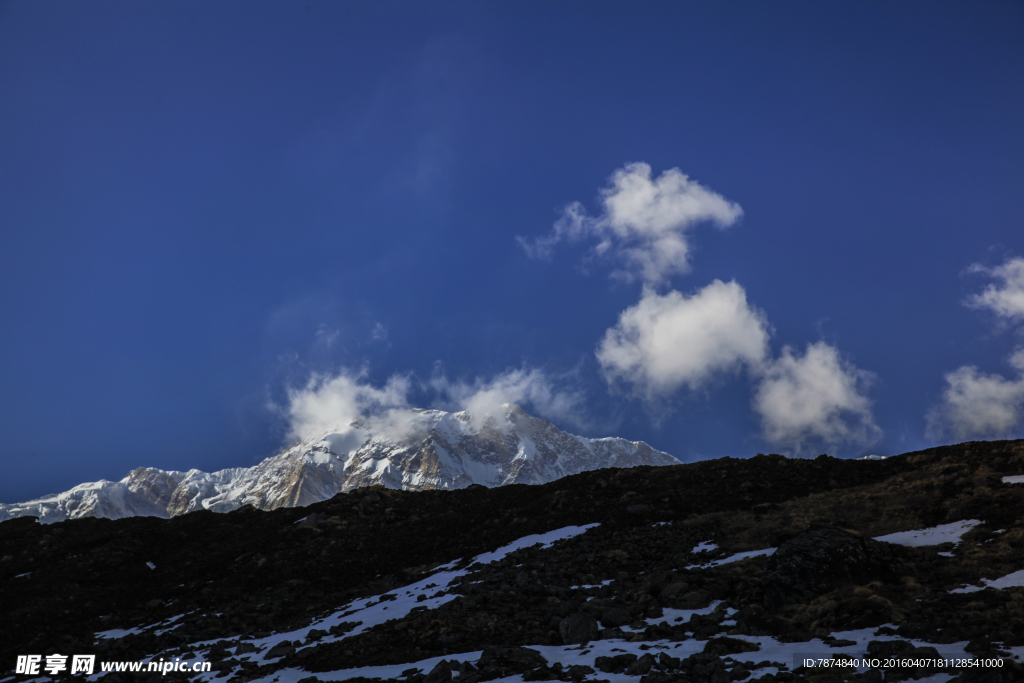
762, 524, 907, 608
559, 612, 599, 644
600, 606, 632, 628
595, 653, 638, 674
625, 653, 656, 676
425, 660, 453, 683
702, 636, 760, 655
478, 646, 547, 671
676, 589, 712, 610
263, 640, 295, 660
659, 582, 689, 603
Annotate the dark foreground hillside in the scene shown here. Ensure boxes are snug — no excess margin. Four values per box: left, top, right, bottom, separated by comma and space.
3, 440, 1024, 683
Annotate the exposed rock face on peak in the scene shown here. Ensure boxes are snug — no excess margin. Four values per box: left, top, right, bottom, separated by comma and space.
0, 468, 189, 524
0, 404, 677, 523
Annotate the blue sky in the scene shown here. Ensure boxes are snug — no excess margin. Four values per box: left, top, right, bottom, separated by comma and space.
2, 1, 1023, 503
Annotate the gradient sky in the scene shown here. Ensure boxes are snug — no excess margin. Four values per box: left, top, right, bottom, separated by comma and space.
2, 1, 1023, 503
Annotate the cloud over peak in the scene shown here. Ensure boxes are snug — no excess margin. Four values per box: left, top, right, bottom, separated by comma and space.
431, 366, 589, 431
281, 365, 590, 447
284, 369, 412, 443
520, 162, 743, 286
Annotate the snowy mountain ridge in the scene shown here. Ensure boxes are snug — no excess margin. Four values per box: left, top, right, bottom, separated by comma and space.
0, 403, 678, 524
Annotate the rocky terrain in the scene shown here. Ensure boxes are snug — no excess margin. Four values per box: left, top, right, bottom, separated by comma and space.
0, 404, 676, 523
4, 439, 1024, 683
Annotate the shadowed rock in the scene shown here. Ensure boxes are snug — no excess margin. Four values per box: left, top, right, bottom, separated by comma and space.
559, 611, 599, 644
762, 524, 908, 608
478, 646, 547, 673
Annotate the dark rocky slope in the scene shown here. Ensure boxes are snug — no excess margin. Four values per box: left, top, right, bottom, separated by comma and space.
4, 440, 1024, 682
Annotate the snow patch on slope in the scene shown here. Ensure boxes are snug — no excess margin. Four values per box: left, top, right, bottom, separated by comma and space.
874, 520, 981, 547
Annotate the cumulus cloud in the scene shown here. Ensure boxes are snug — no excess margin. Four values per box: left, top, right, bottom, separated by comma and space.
284, 369, 413, 444
519, 162, 743, 286
926, 257, 1024, 441
967, 257, 1024, 324
926, 349, 1024, 441
596, 281, 770, 401
432, 366, 589, 431
752, 342, 880, 454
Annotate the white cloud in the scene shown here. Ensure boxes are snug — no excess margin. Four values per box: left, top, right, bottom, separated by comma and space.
752, 342, 880, 454
925, 257, 1024, 441
519, 162, 743, 286
926, 350, 1024, 441
432, 367, 589, 431
1013, 348, 1024, 374
596, 281, 770, 401
284, 369, 413, 443
967, 257, 1024, 324
283, 365, 590, 448
314, 325, 341, 348
593, 278, 879, 453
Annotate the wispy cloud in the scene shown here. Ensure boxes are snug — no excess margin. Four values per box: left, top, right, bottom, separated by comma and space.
314, 324, 341, 348
431, 366, 589, 431
371, 322, 390, 343
519, 162, 743, 286
966, 257, 1024, 325
753, 342, 880, 454
595, 281, 770, 401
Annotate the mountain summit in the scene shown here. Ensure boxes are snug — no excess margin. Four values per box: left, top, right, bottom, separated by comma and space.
0, 404, 677, 523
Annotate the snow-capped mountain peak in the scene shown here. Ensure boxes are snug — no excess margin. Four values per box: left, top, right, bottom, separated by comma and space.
0, 404, 678, 523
